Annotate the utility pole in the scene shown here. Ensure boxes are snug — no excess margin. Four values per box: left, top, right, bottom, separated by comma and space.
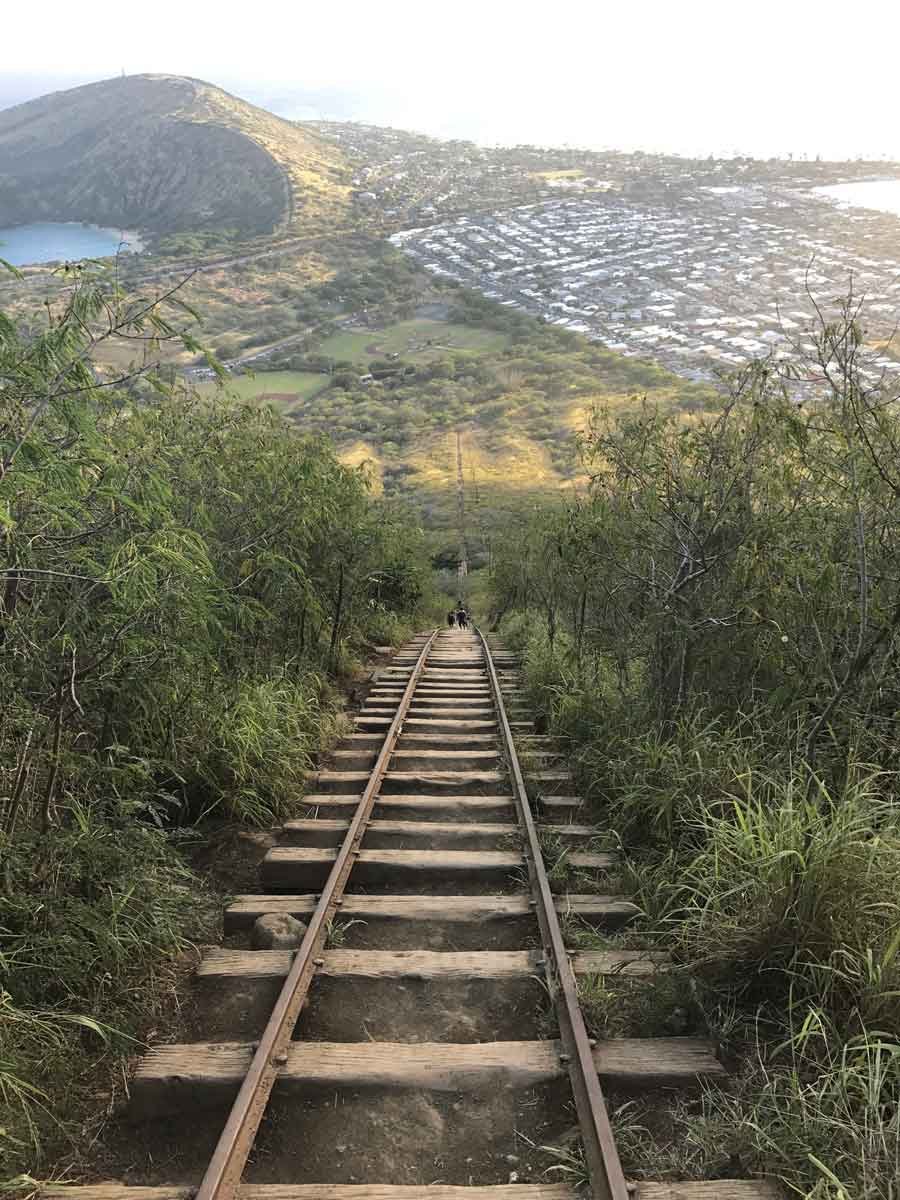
470, 465, 491, 574
455, 429, 467, 600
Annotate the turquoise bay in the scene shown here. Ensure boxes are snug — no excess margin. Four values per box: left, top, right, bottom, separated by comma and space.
0, 222, 142, 266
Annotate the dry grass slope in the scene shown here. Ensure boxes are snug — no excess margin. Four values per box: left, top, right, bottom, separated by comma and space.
189, 79, 350, 230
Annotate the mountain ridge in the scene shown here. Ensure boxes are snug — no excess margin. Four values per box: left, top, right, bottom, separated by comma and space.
0, 73, 350, 234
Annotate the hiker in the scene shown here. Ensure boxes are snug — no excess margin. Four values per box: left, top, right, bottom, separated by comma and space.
447, 609, 457, 628
456, 605, 468, 630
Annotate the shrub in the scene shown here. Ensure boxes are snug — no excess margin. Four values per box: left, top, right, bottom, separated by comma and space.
668, 766, 900, 1031
0, 262, 431, 1177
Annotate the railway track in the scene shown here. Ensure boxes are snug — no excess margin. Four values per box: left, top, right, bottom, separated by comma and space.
46, 629, 776, 1200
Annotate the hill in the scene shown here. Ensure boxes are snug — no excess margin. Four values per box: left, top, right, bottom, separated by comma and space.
198, 288, 716, 560
0, 74, 350, 234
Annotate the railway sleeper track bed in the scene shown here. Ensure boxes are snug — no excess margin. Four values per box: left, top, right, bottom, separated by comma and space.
48, 630, 777, 1200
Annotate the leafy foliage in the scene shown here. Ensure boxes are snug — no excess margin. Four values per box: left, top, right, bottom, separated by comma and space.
492, 297, 900, 1195
0, 262, 428, 1173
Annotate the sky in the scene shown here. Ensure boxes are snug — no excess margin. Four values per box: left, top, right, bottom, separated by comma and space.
4, 0, 900, 159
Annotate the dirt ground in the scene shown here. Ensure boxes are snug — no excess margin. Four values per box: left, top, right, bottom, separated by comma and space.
248, 1082, 576, 1186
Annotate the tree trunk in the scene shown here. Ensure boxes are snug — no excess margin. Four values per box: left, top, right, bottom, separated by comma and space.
329, 562, 345, 666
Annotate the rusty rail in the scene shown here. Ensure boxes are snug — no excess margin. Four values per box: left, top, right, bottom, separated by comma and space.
476, 627, 630, 1200
194, 630, 438, 1200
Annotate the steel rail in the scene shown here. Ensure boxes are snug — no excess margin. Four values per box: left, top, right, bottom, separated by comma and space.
476, 627, 630, 1200
195, 629, 439, 1200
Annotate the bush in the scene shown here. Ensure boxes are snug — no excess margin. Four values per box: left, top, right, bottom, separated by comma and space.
0, 799, 201, 1169
492, 300, 900, 1197
0, 263, 431, 1177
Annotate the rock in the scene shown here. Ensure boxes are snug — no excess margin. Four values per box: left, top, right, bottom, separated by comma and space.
666, 1006, 689, 1034
251, 913, 308, 950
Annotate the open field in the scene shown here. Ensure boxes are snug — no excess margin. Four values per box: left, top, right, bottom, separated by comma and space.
198, 369, 329, 407
318, 318, 509, 363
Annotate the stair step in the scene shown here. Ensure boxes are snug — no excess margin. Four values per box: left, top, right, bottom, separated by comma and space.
131, 1037, 725, 1114
282, 819, 599, 847
261, 847, 618, 888
261, 847, 521, 888
310, 771, 507, 794
391, 750, 502, 766
538, 823, 600, 838
44, 1179, 780, 1200
380, 771, 508, 794
539, 802, 585, 820
411, 687, 493, 695
298, 794, 516, 819
280, 819, 518, 849
408, 705, 496, 716
397, 734, 499, 749
224, 892, 638, 932
198, 947, 669, 981
356, 716, 497, 732
530, 772, 574, 789
331, 750, 501, 772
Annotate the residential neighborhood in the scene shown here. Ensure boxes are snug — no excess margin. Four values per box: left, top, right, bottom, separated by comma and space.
390, 182, 900, 379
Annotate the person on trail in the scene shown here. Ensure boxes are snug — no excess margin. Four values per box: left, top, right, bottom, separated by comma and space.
447, 609, 457, 628
456, 605, 469, 630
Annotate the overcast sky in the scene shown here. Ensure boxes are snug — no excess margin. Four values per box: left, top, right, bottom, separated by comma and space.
5, 0, 900, 159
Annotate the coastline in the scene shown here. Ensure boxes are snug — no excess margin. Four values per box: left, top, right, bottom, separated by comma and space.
0, 220, 145, 267
812, 178, 900, 218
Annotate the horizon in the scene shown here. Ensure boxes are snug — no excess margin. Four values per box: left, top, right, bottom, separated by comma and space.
5, 0, 900, 160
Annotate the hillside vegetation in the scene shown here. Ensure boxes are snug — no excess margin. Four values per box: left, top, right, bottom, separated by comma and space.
0, 74, 349, 234
226, 288, 715, 544
0, 264, 428, 1175
491, 302, 900, 1197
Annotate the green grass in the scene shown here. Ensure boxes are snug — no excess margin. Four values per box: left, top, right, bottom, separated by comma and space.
317, 318, 509, 363
200, 370, 329, 405
507, 619, 900, 1195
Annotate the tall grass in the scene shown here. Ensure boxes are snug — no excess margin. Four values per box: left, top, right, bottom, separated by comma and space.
0, 798, 204, 1173
686, 1009, 900, 1198
505, 621, 900, 1197
178, 674, 343, 825
666, 766, 900, 1031
0, 994, 119, 1159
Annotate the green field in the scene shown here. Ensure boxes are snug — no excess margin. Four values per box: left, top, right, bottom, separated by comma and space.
200, 370, 329, 408
318, 319, 509, 363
